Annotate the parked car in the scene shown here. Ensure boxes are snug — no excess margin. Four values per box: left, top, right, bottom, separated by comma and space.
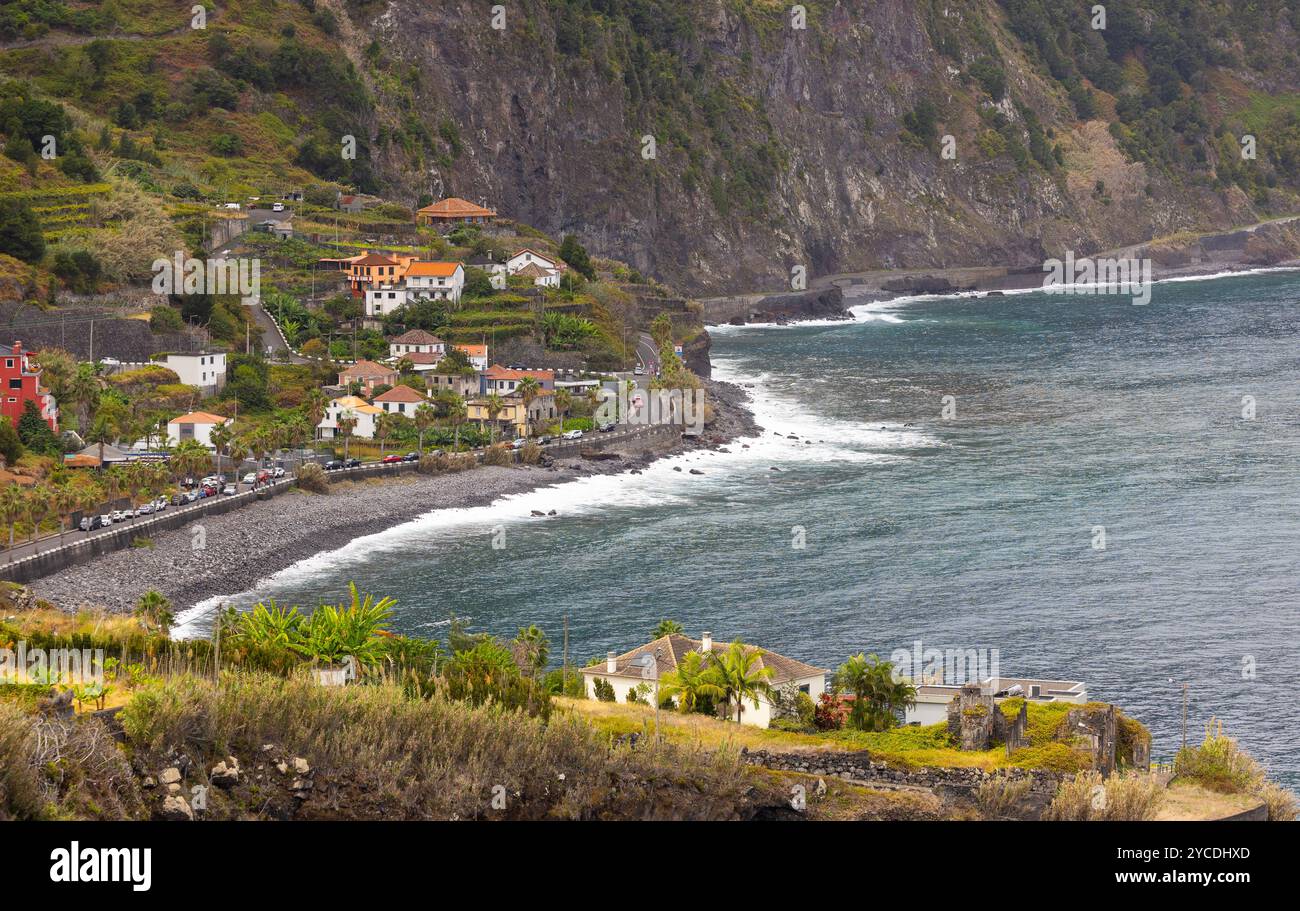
345, 458, 361, 468
382, 454, 403, 464
512, 438, 528, 449
221, 484, 236, 496
99, 514, 114, 526
257, 469, 271, 483
242, 472, 258, 485
633, 365, 644, 375
598, 422, 617, 432
111, 510, 128, 522
537, 435, 552, 445
427, 449, 444, 458
403, 452, 419, 462
80, 515, 105, 532
154, 497, 168, 510
185, 491, 199, 503
137, 503, 153, 515
272, 466, 286, 478
562, 429, 583, 440
171, 493, 187, 506
324, 460, 344, 471
272, 202, 285, 212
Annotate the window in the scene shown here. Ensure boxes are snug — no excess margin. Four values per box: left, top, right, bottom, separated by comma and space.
9, 379, 21, 390
799, 684, 810, 694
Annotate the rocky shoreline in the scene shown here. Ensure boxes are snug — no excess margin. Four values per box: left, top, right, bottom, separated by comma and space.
29, 379, 759, 619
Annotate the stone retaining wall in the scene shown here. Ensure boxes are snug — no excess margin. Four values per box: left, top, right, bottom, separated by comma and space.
740, 748, 1062, 794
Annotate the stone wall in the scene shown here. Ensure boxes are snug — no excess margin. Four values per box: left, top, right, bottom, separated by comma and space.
740, 748, 1062, 796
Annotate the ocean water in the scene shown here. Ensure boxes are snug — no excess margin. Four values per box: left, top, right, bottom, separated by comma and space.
177, 270, 1300, 789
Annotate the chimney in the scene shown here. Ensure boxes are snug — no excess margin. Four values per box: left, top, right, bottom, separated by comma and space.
701, 631, 713, 652
606, 651, 617, 674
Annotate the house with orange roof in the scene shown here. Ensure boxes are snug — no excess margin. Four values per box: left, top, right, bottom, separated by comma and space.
317, 395, 382, 440
372, 383, 428, 416
338, 360, 399, 393
402, 261, 464, 302
482, 364, 555, 395
455, 343, 489, 371
166, 410, 230, 449
465, 387, 556, 440
415, 197, 497, 227
582, 632, 829, 727
347, 251, 416, 294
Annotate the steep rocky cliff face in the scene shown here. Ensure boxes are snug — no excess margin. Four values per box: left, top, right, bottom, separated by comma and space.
334, 0, 1300, 293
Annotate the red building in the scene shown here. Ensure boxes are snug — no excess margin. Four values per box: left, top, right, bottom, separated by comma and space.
1, 341, 58, 432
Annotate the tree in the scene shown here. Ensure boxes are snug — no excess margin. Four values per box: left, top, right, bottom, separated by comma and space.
67, 364, 101, 431
24, 485, 51, 551
830, 653, 917, 732
659, 650, 724, 714
337, 412, 357, 461
446, 395, 466, 449
512, 625, 550, 680
135, 590, 174, 635
0, 485, 25, 552
209, 421, 233, 482
706, 640, 774, 724
652, 619, 683, 638
17, 401, 59, 455
515, 377, 540, 434
412, 403, 436, 453
557, 234, 595, 280
0, 416, 23, 467
52, 484, 78, 545
0, 198, 45, 263
484, 392, 505, 442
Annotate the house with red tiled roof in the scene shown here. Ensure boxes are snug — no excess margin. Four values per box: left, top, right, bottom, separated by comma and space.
415, 197, 497, 226
454, 343, 488, 371
506, 249, 564, 287
582, 632, 828, 728
388, 329, 447, 359
482, 364, 555, 395
339, 360, 399, 393
372, 383, 428, 416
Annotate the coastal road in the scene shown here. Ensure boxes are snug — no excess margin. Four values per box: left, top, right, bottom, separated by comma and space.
636, 332, 660, 376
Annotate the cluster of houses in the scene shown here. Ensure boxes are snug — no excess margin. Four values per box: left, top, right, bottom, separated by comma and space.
583, 630, 1090, 730
327, 331, 563, 441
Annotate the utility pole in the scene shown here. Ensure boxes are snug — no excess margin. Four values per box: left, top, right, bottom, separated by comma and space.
88, 318, 94, 363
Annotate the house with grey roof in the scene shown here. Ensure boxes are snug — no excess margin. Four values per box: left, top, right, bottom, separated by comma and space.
581, 631, 828, 728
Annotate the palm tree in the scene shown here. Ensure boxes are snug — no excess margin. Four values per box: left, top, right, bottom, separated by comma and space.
516, 377, 540, 435
52, 485, 78, 545
68, 363, 101, 431
337, 412, 358, 461
555, 388, 573, 423
25, 485, 52, 551
831, 653, 917, 732
375, 412, 395, 457
228, 438, 249, 491
652, 619, 683, 638
135, 590, 174, 635
659, 650, 725, 714
209, 421, 233, 483
172, 439, 211, 483
512, 625, 550, 680
87, 413, 115, 466
484, 392, 505, 443
706, 639, 774, 724
413, 403, 436, 454
0, 485, 25, 554
446, 395, 467, 450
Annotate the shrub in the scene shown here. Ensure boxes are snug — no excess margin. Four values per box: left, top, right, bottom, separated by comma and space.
445, 452, 476, 472
592, 677, 616, 702
417, 452, 446, 474
296, 462, 329, 493
813, 692, 849, 731
483, 443, 513, 466
975, 774, 1033, 818
1045, 770, 1165, 821
518, 441, 542, 464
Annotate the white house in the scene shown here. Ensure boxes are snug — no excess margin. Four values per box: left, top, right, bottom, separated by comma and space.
507, 249, 563, 287
162, 352, 226, 393
372, 384, 427, 416
364, 285, 409, 318
455, 344, 489, 371
404, 261, 464, 302
166, 411, 230, 449
906, 677, 1089, 726
582, 632, 828, 729
316, 395, 380, 440
388, 329, 447, 360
